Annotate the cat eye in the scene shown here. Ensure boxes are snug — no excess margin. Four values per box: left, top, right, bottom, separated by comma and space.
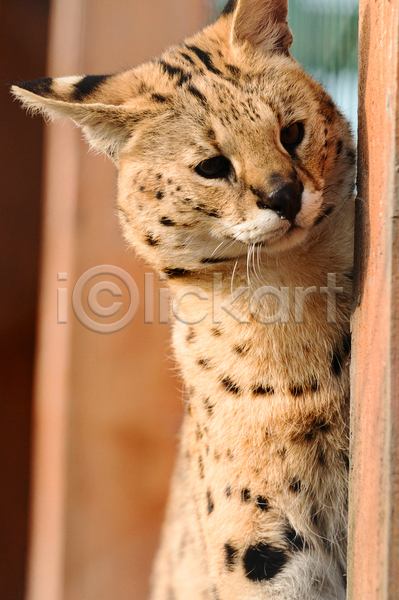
280, 122, 304, 149
195, 156, 231, 179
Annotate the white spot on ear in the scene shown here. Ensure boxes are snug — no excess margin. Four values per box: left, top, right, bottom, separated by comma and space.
52, 75, 83, 95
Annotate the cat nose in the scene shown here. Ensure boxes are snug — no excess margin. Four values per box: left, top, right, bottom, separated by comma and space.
256, 182, 302, 222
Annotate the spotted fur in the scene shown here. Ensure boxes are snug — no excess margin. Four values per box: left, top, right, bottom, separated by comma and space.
12, 0, 355, 598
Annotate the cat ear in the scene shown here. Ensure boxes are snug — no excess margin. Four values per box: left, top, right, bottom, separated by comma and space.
11, 74, 145, 158
223, 0, 293, 54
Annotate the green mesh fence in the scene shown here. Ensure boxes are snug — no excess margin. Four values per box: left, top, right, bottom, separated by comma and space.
213, 0, 359, 133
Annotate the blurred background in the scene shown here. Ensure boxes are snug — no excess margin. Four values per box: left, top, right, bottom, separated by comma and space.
1, 1, 358, 599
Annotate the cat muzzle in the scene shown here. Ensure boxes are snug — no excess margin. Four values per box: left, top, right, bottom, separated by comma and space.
256, 181, 303, 222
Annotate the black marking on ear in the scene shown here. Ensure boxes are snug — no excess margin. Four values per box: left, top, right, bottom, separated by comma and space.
160, 216, 176, 226
158, 60, 191, 86
243, 542, 288, 582
145, 233, 159, 246
221, 377, 241, 394
187, 85, 207, 105
156, 191, 164, 200
164, 268, 192, 278
241, 488, 251, 502
255, 496, 269, 511
72, 74, 111, 101
221, 0, 237, 15
224, 543, 239, 571
207, 489, 215, 514
185, 45, 223, 76
14, 77, 54, 97
253, 384, 274, 395
289, 479, 301, 493
285, 525, 306, 551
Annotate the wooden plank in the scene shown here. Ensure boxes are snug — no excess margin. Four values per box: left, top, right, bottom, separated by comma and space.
349, 1, 399, 598
27, 2, 207, 600
0, 0, 50, 598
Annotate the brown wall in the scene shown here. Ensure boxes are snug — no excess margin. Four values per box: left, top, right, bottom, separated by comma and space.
0, 1, 50, 599
349, 1, 399, 598
25, 2, 208, 600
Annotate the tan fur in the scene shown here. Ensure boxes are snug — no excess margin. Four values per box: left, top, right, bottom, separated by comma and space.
12, 1, 356, 598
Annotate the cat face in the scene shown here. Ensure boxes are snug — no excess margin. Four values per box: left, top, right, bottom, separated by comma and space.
12, 0, 356, 276
115, 38, 355, 274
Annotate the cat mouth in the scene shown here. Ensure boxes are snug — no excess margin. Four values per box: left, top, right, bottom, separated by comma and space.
222, 224, 293, 247
198, 222, 304, 264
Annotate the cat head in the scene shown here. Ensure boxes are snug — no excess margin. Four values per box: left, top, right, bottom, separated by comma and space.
12, 0, 355, 277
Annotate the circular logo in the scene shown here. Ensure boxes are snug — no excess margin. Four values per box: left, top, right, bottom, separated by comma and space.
72, 265, 139, 334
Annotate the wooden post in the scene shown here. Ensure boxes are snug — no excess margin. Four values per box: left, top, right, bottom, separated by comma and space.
26, 2, 207, 600
349, 1, 399, 598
